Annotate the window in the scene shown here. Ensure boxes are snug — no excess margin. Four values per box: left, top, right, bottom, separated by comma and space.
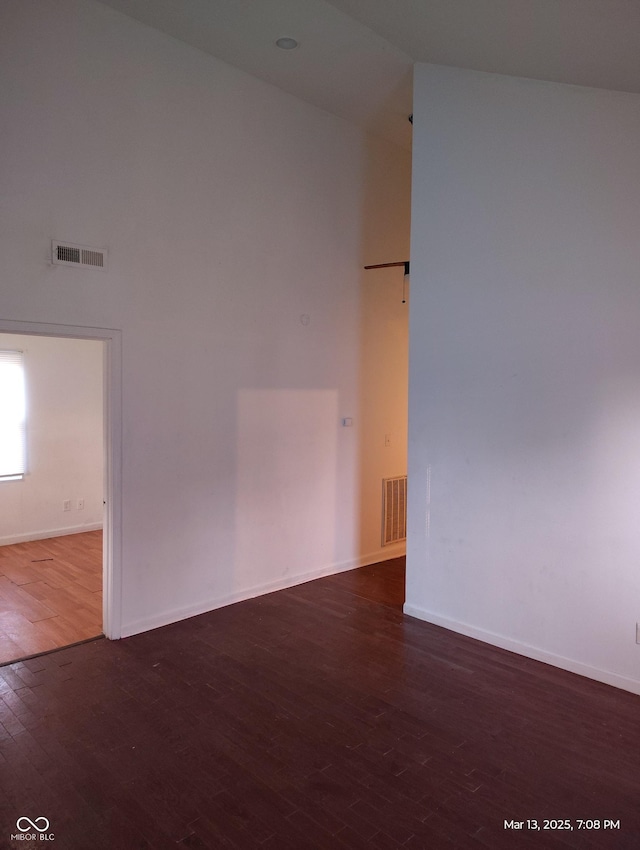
0, 350, 26, 480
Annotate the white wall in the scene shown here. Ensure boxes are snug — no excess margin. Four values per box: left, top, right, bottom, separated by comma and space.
0, 0, 410, 636
0, 334, 103, 544
407, 64, 640, 694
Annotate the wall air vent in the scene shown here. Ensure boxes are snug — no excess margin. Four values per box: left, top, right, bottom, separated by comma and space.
382, 475, 407, 546
52, 240, 107, 271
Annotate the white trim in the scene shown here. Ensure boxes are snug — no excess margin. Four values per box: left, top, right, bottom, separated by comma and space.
122, 544, 406, 638
102, 331, 122, 639
0, 318, 122, 640
403, 603, 640, 697
0, 523, 103, 546
359, 541, 406, 566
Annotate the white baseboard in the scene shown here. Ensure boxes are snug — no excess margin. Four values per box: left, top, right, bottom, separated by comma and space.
121, 544, 406, 639
356, 542, 406, 568
403, 603, 640, 697
0, 523, 103, 547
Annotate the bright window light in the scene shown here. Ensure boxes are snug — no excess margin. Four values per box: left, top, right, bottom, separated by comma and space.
0, 350, 26, 480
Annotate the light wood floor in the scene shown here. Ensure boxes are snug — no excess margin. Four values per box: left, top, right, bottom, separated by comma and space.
0, 530, 102, 666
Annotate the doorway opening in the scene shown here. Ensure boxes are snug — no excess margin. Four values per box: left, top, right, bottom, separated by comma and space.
0, 320, 121, 664
358, 265, 409, 605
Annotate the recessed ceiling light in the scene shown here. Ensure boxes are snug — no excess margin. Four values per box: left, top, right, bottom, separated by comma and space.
276, 37, 299, 50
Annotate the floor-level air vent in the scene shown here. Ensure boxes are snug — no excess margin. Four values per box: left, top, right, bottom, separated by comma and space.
382, 475, 407, 546
52, 240, 107, 271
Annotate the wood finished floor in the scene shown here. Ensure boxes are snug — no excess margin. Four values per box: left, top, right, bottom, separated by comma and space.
0, 531, 102, 665
1, 556, 639, 849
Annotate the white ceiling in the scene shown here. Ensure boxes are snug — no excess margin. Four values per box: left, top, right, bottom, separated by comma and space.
98, 0, 640, 149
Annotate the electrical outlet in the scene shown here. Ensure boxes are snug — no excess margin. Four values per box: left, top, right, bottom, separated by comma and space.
384, 434, 391, 447
636, 622, 640, 645
63, 500, 71, 512
78, 498, 85, 511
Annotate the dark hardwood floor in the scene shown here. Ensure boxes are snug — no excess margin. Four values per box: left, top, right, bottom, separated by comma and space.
1, 557, 639, 849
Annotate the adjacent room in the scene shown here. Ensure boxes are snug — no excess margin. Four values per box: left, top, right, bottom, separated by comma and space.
0, 334, 104, 663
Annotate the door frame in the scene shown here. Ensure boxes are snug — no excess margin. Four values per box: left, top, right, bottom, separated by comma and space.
0, 318, 122, 639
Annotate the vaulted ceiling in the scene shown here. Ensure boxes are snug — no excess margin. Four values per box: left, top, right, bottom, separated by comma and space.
98, 0, 640, 149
